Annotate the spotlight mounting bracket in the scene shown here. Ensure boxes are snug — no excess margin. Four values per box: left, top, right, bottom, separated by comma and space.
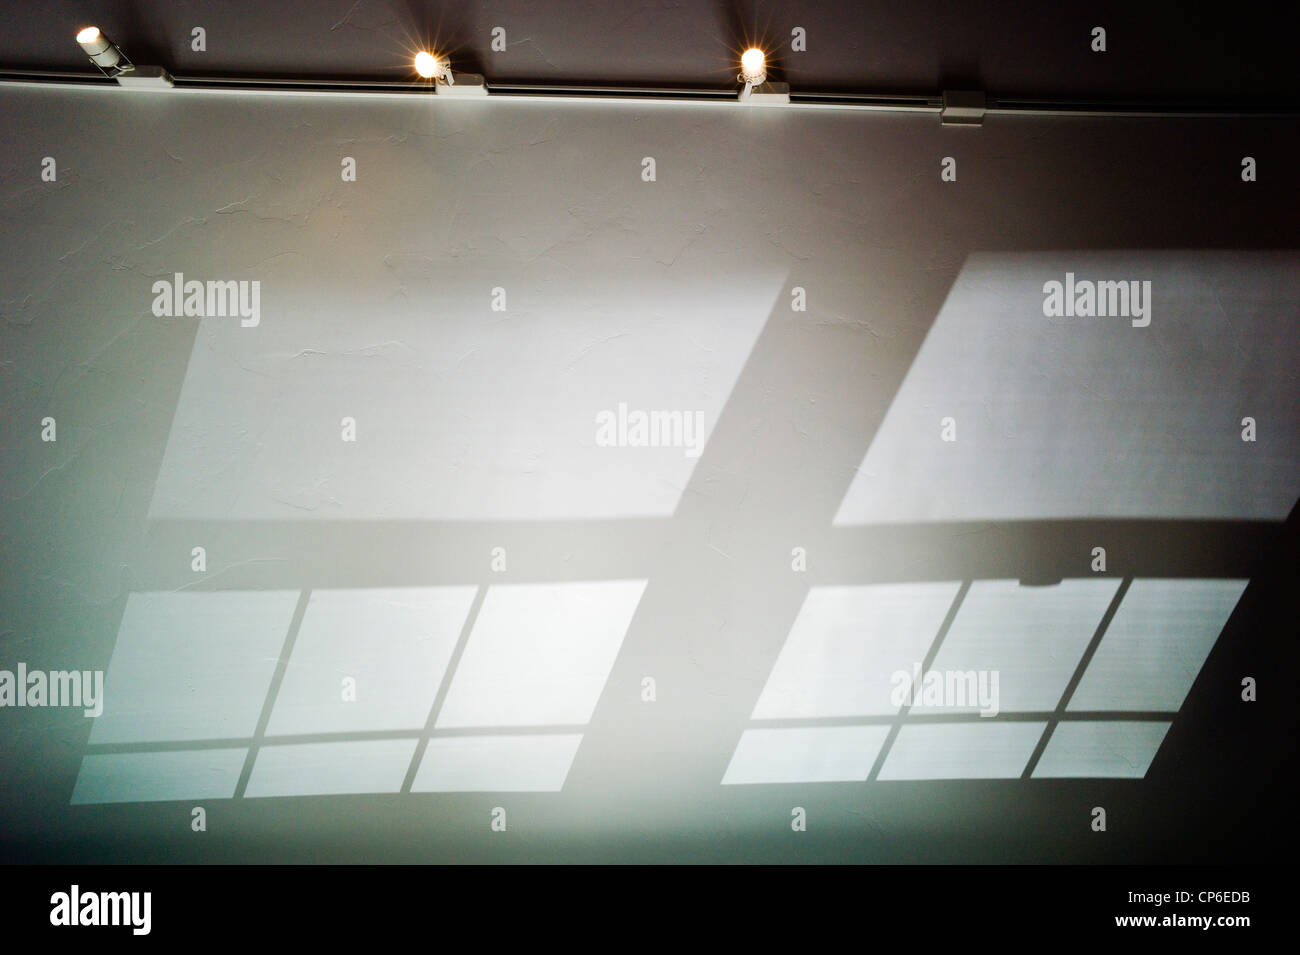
115, 65, 174, 90
940, 90, 987, 126
436, 73, 488, 96
738, 81, 790, 106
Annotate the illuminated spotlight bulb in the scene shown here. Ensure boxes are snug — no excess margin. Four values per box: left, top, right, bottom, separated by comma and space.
76, 26, 122, 70
414, 50, 449, 81
739, 47, 766, 85
413, 51, 437, 78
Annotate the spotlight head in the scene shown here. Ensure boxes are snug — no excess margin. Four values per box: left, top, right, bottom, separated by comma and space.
739, 47, 766, 85
76, 25, 125, 72
414, 51, 449, 81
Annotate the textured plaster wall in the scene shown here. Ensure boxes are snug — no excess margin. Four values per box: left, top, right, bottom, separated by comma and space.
0, 83, 1297, 862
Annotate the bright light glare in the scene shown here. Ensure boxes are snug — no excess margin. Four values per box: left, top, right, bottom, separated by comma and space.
414, 51, 439, 78
740, 47, 766, 82
76, 26, 101, 44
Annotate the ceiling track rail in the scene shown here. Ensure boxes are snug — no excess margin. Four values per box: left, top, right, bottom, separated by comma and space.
1, 68, 1297, 117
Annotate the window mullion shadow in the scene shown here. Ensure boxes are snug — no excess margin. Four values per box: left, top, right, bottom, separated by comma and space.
868, 579, 971, 782
401, 584, 488, 794
234, 588, 312, 799
1021, 576, 1132, 779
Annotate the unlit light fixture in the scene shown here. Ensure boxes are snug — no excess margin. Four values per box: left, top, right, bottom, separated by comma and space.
940, 90, 987, 126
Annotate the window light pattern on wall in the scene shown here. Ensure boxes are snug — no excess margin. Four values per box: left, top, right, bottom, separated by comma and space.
71, 581, 646, 803
723, 577, 1247, 784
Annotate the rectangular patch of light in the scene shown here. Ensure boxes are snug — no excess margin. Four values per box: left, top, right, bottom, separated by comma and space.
71, 749, 247, 804
1068, 579, 1247, 712
913, 578, 1120, 714
721, 726, 891, 785
877, 722, 1045, 780
268, 587, 476, 735
146, 261, 788, 521
751, 583, 961, 719
436, 580, 646, 728
412, 734, 582, 792
1033, 721, 1171, 778
244, 739, 418, 798
833, 251, 1300, 524
89, 591, 299, 744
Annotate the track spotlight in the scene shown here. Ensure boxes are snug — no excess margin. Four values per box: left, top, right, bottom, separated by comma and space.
75, 26, 174, 88
76, 26, 132, 76
413, 50, 488, 96
737, 47, 788, 105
